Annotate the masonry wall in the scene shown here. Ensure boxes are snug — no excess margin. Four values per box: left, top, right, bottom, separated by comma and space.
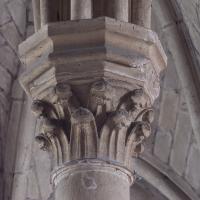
0, 0, 33, 199
151, 0, 200, 198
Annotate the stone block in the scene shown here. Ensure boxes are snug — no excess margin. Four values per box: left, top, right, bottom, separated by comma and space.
154, 129, 172, 163
185, 143, 200, 190
0, 45, 19, 75
0, 2, 11, 25
159, 90, 179, 131
0, 65, 12, 94
170, 112, 192, 176
0, 22, 22, 52
7, 0, 27, 36
163, 53, 180, 90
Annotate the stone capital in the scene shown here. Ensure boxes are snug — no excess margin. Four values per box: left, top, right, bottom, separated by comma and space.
19, 17, 167, 185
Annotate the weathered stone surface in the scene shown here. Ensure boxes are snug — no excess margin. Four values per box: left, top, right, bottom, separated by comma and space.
131, 182, 168, 200
3, 0, 200, 200
19, 17, 166, 104
0, 22, 22, 52
3, 174, 13, 200
154, 129, 172, 163
11, 78, 24, 100
0, 45, 19, 75
170, 111, 192, 176
14, 99, 36, 172
18, 6, 166, 200
158, 90, 179, 131
0, 2, 11, 25
27, 0, 33, 23
0, 34, 6, 46
18, 21, 166, 186
2, 100, 21, 200
134, 159, 191, 200
0, 0, 30, 198
55, 164, 131, 200
11, 99, 37, 200
7, 0, 27, 36
0, 92, 10, 113
71, 0, 92, 20
0, 65, 12, 94
4, 101, 23, 174
185, 143, 200, 191
176, 0, 200, 81
11, 174, 28, 200
152, 0, 174, 29
163, 55, 180, 90
33, 140, 52, 200
26, 169, 40, 200
179, 92, 188, 113
26, 25, 34, 37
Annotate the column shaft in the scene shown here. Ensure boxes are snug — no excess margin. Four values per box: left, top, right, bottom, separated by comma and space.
32, 0, 41, 31
107, 0, 129, 22
54, 169, 131, 200
71, 0, 92, 20
114, 0, 129, 22
132, 0, 152, 28
40, 0, 59, 26
40, 0, 48, 26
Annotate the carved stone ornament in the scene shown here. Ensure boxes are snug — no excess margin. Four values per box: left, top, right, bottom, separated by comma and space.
32, 80, 153, 171
19, 17, 167, 187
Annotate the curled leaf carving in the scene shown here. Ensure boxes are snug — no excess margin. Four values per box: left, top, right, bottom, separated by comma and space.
33, 80, 153, 170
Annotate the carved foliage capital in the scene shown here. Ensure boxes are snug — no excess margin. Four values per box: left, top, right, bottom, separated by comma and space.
33, 80, 153, 170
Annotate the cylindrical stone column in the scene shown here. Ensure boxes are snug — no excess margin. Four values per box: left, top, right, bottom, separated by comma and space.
52, 161, 134, 200
32, 0, 41, 31
106, 0, 129, 22
40, 0, 48, 26
71, 0, 92, 20
114, 0, 129, 22
40, 0, 59, 26
132, 0, 152, 28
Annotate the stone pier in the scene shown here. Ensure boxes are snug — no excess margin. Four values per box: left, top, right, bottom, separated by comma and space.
19, 1, 167, 200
